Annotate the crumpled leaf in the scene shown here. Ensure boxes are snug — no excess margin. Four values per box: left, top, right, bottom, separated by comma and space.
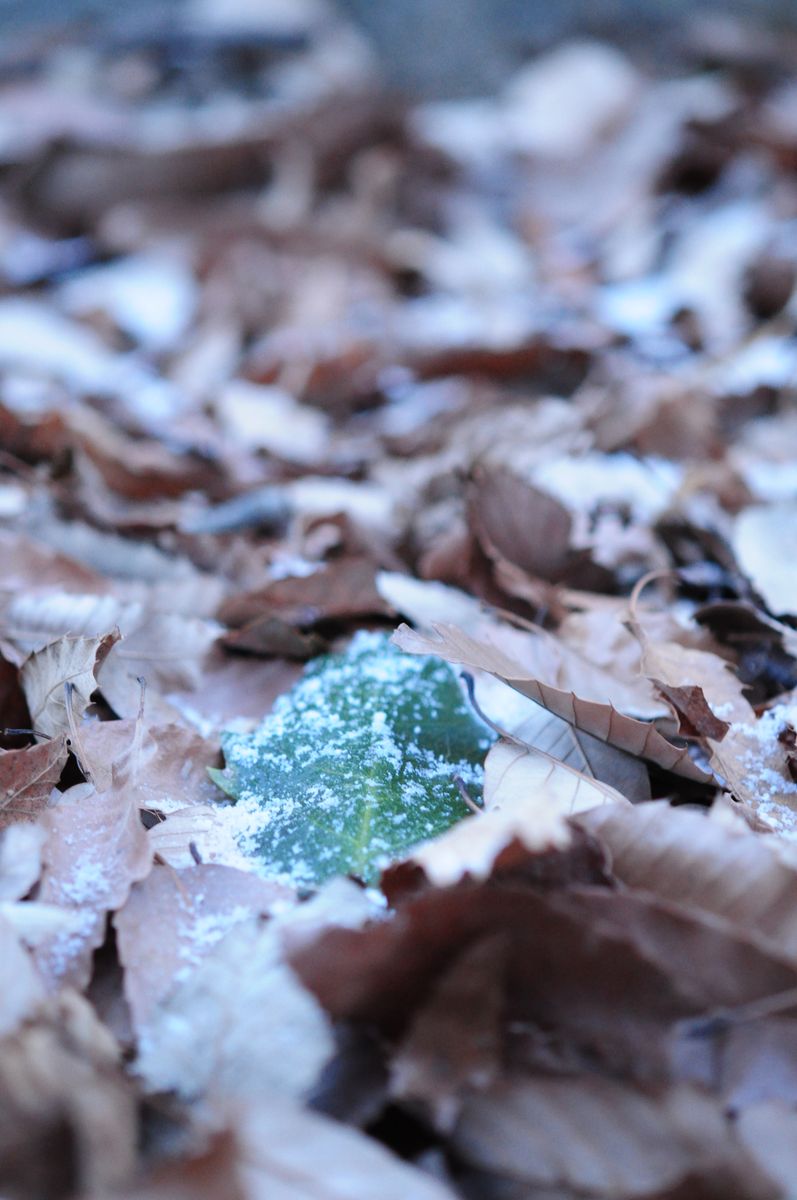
392, 730, 627, 890
630, 616, 797, 823
20, 632, 118, 739
392, 622, 708, 781
210, 631, 493, 888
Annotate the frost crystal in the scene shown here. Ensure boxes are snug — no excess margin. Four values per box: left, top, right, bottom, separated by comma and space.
209, 631, 494, 888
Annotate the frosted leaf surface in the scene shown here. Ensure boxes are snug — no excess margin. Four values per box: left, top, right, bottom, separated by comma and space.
209, 631, 494, 888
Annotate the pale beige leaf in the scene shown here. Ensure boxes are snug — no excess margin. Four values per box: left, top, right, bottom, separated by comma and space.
2, 592, 136, 658
147, 805, 252, 869
405, 739, 627, 889
485, 738, 632, 813
393, 622, 708, 781
577, 801, 797, 959
115, 863, 290, 1026
0, 990, 136, 1196
21, 632, 118, 739
733, 502, 797, 616
235, 1096, 458, 1200
0, 822, 46, 902
0, 916, 46, 1038
134, 919, 334, 1108
34, 773, 152, 989
121, 1094, 457, 1200
98, 614, 219, 718
452, 1077, 765, 1198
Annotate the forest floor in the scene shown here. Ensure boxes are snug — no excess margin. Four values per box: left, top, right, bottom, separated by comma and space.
2, 3, 797, 1198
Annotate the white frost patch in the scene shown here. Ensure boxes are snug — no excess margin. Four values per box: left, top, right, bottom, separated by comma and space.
135, 917, 333, 1103
216, 379, 331, 462
531, 452, 682, 522
732, 503, 797, 616
733, 701, 797, 833
59, 253, 196, 351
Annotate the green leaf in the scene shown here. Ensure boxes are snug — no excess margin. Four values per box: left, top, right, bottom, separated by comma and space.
209, 631, 494, 888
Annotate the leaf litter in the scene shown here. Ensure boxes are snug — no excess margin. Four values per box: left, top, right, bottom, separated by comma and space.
4, 3, 797, 1198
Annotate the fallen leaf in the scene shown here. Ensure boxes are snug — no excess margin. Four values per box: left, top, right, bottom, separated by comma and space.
733, 502, 797, 616
79, 720, 221, 810
114, 863, 291, 1027
21, 632, 118, 739
34, 720, 154, 988
511, 705, 651, 802
392, 622, 708, 781
218, 556, 392, 630
110, 1093, 457, 1200
210, 632, 493, 887
452, 1076, 768, 1199
0, 990, 136, 1198
134, 918, 334, 1108
98, 615, 219, 719
0, 916, 46, 1037
467, 464, 574, 581
390, 934, 506, 1131
576, 801, 797, 960
0, 736, 68, 829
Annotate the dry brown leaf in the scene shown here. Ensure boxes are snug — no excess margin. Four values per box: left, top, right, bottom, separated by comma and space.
630, 617, 797, 822
293, 864, 797, 1082
34, 721, 154, 988
401, 738, 627, 890
392, 622, 709, 781
21, 632, 118, 739
110, 1094, 457, 1200
0, 736, 68, 829
0, 990, 136, 1199
0, 530, 110, 595
467, 464, 574, 581
452, 1076, 769, 1199
390, 934, 506, 1132
218, 556, 392, 630
79, 720, 221, 809
98, 614, 219, 719
577, 801, 797, 960
134, 918, 334, 1107
513, 704, 651, 802
115, 863, 290, 1027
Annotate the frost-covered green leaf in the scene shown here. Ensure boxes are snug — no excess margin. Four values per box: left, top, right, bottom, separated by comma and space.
209, 631, 493, 888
